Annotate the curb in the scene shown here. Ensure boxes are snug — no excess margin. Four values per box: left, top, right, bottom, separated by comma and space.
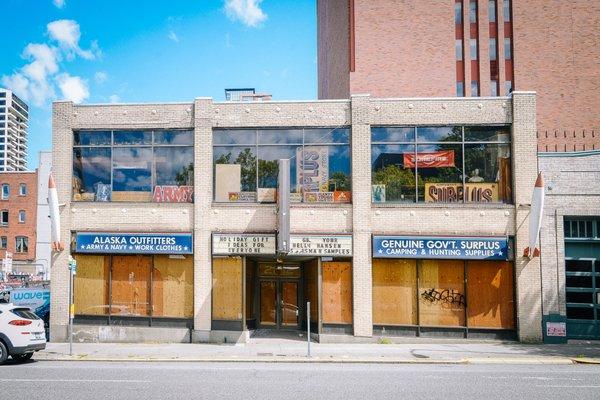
571, 358, 600, 365
33, 356, 577, 365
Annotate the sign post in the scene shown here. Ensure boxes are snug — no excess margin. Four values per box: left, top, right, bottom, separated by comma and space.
68, 256, 77, 356
307, 301, 311, 358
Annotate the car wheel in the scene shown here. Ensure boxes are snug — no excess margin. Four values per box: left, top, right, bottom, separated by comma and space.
12, 353, 33, 362
0, 341, 8, 365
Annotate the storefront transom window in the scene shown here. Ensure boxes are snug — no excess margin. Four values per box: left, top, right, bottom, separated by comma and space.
213, 128, 351, 203
371, 126, 512, 204
72, 130, 194, 202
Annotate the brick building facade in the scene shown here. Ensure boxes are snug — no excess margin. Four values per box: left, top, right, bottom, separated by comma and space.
0, 171, 37, 271
317, 0, 599, 151
50, 93, 542, 343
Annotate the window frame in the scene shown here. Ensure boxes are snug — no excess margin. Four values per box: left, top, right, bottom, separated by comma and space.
19, 183, 27, 196
0, 236, 6, 249
15, 236, 28, 253
1, 183, 8, 200
371, 125, 513, 205
1, 209, 7, 226
18, 210, 25, 223
72, 129, 194, 203
212, 127, 352, 204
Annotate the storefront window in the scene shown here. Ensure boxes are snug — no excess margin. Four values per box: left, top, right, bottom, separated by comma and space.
372, 258, 515, 330
213, 128, 351, 204
72, 130, 194, 202
371, 125, 512, 203
74, 254, 194, 319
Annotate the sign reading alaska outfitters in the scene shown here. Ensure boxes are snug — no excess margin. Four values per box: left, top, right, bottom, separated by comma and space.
373, 236, 508, 260
288, 235, 352, 256
76, 233, 193, 254
212, 234, 276, 255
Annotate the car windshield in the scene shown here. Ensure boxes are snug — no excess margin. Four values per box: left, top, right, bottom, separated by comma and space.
11, 308, 40, 320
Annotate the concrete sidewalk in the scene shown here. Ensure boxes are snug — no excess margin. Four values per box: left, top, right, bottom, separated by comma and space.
35, 337, 600, 365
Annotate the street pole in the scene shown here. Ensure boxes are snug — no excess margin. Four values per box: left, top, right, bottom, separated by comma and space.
68, 261, 73, 356
307, 301, 311, 358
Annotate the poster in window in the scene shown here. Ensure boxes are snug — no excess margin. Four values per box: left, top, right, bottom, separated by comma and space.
296, 146, 329, 193
215, 164, 241, 202
404, 150, 455, 168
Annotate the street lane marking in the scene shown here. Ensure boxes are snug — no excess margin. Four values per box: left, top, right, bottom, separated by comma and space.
0, 379, 151, 383
537, 385, 600, 388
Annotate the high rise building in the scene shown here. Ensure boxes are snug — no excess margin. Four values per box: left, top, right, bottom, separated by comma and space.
0, 88, 29, 171
317, 0, 599, 151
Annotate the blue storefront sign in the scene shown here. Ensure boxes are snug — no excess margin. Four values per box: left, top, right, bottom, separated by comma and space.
75, 232, 193, 255
373, 236, 509, 260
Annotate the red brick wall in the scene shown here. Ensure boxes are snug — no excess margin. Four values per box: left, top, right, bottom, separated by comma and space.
0, 172, 37, 261
350, 0, 456, 97
513, 0, 600, 152
317, 0, 351, 99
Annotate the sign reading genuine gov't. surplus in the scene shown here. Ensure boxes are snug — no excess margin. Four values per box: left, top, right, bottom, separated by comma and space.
373, 236, 508, 260
75, 233, 193, 254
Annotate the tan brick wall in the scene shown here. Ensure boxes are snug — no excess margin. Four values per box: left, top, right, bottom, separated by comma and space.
51, 93, 540, 341
0, 172, 37, 261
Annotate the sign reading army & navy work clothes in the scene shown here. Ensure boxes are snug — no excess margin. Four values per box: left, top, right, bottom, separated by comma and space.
75, 233, 193, 254
373, 236, 508, 260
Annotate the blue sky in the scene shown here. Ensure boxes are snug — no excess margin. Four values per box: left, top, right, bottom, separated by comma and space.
0, 0, 318, 168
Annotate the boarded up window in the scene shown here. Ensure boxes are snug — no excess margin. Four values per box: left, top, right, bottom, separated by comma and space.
212, 257, 243, 320
466, 261, 514, 329
322, 262, 352, 324
74, 255, 109, 316
152, 255, 194, 318
372, 259, 417, 325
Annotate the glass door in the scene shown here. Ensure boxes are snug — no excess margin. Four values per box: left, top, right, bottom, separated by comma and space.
280, 281, 299, 328
259, 280, 277, 327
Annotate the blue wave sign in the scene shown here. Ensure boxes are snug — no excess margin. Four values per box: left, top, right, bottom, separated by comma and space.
76, 233, 193, 255
373, 236, 509, 260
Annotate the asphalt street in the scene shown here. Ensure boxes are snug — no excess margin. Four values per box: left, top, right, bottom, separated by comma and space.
1, 361, 599, 400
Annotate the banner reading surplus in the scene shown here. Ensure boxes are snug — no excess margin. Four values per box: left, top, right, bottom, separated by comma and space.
425, 182, 499, 202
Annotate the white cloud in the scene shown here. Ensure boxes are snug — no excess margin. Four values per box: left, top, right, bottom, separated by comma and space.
55, 73, 89, 103
47, 20, 100, 60
108, 94, 120, 103
1, 19, 99, 107
167, 30, 179, 43
1, 74, 30, 101
224, 0, 267, 27
53, 0, 66, 8
94, 71, 108, 84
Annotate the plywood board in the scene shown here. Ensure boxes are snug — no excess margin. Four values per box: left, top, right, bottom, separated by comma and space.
212, 257, 243, 320
418, 260, 465, 327
322, 262, 352, 324
152, 255, 194, 318
74, 255, 109, 315
372, 259, 417, 325
466, 261, 515, 329
111, 255, 152, 316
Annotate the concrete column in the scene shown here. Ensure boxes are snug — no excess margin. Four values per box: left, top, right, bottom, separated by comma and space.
49, 101, 74, 342
350, 94, 372, 337
192, 98, 213, 342
511, 91, 542, 342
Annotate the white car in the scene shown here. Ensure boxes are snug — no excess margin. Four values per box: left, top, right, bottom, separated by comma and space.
0, 303, 46, 364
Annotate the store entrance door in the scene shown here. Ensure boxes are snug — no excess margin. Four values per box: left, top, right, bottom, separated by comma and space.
258, 264, 301, 330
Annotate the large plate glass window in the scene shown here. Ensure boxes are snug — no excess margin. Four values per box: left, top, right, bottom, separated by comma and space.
371, 125, 512, 204
213, 128, 351, 204
72, 130, 194, 202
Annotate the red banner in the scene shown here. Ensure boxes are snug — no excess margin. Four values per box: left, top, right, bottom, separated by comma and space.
404, 150, 455, 168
